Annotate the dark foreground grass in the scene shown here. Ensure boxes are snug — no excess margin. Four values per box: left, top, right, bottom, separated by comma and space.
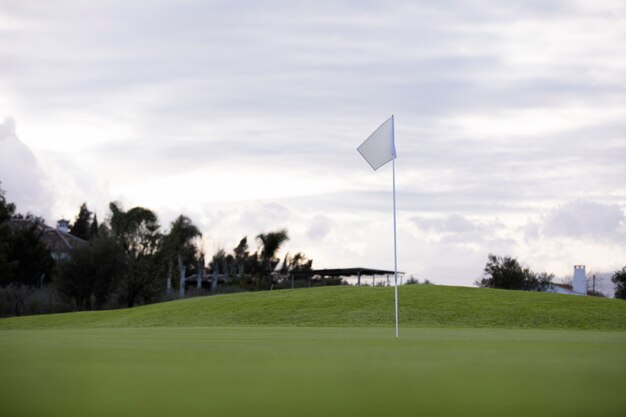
2, 285, 625, 330
1, 327, 625, 417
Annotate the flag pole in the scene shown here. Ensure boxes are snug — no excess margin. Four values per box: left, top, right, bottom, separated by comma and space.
392, 119, 399, 338
355, 114, 398, 337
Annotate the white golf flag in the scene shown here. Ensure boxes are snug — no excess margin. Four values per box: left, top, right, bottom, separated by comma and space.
357, 115, 396, 170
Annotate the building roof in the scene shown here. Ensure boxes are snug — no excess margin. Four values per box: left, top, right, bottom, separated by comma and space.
9, 217, 87, 253
311, 267, 404, 277
551, 283, 574, 291
40, 226, 88, 253
547, 282, 580, 295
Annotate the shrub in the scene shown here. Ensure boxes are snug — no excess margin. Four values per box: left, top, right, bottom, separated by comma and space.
476, 254, 553, 291
612, 267, 626, 299
0, 284, 73, 317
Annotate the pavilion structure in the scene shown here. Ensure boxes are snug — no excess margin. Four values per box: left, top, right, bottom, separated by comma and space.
311, 267, 405, 286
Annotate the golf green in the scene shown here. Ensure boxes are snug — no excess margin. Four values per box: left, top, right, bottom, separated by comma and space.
1, 327, 624, 417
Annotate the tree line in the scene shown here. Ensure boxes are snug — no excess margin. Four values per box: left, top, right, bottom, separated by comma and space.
0, 184, 314, 316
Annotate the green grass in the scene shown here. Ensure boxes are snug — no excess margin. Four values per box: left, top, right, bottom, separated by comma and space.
1, 327, 625, 417
1, 286, 625, 417
2, 285, 625, 330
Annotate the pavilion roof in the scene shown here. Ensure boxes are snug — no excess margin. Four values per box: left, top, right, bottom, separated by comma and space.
311, 267, 404, 277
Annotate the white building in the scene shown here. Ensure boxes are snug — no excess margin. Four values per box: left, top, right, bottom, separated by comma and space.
547, 265, 588, 296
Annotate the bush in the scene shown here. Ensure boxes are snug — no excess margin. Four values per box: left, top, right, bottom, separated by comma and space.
56, 235, 129, 310
612, 267, 626, 299
476, 254, 553, 292
0, 284, 73, 317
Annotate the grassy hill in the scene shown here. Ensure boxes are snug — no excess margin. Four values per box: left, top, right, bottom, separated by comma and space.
2, 284, 625, 330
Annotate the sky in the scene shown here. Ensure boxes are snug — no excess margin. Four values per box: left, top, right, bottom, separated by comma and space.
1, 0, 625, 291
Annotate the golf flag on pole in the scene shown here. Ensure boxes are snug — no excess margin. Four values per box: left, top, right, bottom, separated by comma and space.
357, 115, 396, 170
357, 115, 400, 338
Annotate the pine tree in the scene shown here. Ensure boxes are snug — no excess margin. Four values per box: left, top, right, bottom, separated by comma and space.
90, 214, 99, 239
70, 203, 92, 240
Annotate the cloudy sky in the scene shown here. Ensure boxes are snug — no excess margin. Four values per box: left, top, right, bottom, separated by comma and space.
1, 0, 625, 289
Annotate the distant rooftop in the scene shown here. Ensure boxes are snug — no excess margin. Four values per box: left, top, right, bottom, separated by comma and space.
311, 268, 404, 277
9, 217, 87, 256
40, 225, 87, 253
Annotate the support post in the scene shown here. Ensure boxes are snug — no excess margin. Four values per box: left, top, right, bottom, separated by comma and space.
212, 267, 218, 293
166, 258, 173, 293
392, 159, 399, 338
178, 254, 185, 299
197, 257, 203, 289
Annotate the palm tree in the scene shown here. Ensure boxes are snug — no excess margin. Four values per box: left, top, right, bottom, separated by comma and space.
256, 229, 289, 289
233, 237, 249, 277
280, 252, 313, 289
165, 215, 201, 298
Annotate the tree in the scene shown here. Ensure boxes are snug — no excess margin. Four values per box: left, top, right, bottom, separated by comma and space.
108, 202, 160, 254
279, 251, 313, 288
209, 249, 228, 292
70, 203, 93, 240
0, 184, 17, 279
612, 267, 626, 299
2, 215, 55, 287
256, 229, 289, 289
0, 184, 54, 287
108, 202, 164, 307
280, 252, 312, 276
163, 215, 201, 297
90, 214, 99, 239
233, 237, 249, 277
0, 183, 15, 223
477, 254, 552, 292
57, 234, 129, 310
0, 185, 54, 287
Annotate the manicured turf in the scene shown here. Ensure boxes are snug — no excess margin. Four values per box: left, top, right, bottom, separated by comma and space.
1, 286, 625, 417
1, 327, 625, 417
2, 285, 625, 330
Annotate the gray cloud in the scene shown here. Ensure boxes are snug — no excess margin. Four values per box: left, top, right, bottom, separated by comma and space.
542, 201, 626, 241
306, 215, 332, 240
413, 214, 479, 234
410, 213, 511, 250
4, 0, 623, 121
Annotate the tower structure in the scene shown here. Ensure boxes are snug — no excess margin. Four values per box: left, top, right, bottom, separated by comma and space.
572, 265, 587, 295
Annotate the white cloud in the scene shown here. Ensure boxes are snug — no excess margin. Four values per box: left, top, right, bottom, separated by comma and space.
0, 117, 50, 218
0, 116, 113, 224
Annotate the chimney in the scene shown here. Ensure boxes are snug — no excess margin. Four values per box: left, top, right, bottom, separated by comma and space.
572, 265, 587, 295
57, 219, 70, 234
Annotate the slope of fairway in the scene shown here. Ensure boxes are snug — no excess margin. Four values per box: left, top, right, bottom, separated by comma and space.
1, 284, 625, 330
